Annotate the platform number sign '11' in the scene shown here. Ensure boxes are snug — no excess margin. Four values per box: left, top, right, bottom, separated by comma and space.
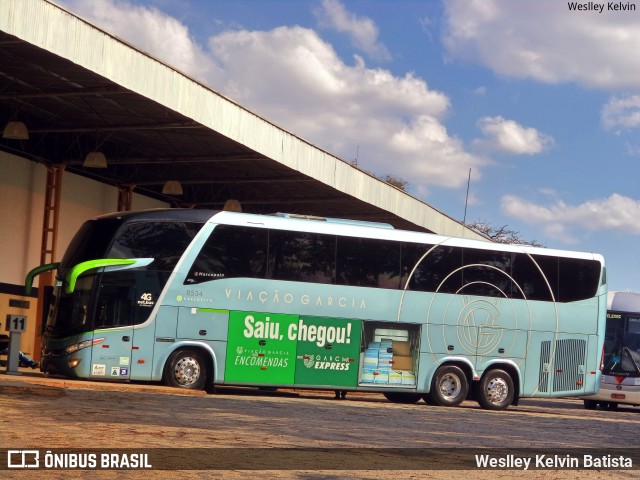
6, 315, 27, 333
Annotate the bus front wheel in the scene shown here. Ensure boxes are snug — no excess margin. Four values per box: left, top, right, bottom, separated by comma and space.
476, 369, 514, 410
427, 365, 469, 407
164, 349, 208, 390
583, 400, 598, 410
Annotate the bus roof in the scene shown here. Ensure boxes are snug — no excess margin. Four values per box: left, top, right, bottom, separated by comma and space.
92, 208, 217, 223
85, 209, 603, 264
608, 291, 640, 311
210, 211, 604, 263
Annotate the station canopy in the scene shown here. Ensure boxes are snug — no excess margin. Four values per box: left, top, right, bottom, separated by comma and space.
0, 0, 485, 239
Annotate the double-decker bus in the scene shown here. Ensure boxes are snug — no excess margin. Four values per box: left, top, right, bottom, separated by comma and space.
582, 291, 640, 410
34, 209, 607, 410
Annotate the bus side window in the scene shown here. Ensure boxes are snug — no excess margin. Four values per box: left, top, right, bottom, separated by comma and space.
459, 249, 517, 298
109, 221, 202, 271
512, 254, 555, 302
185, 225, 267, 284
403, 244, 462, 294
95, 270, 161, 328
336, 237, 400, 289
557, 257, 601, 302
268, 231, 336, 284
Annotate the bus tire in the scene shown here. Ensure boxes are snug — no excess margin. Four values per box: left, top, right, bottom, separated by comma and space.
427, 365, 469, 407
163, 348, 208, 390
583, 400, 598, 410
476, 369, 514, 410
383, 392, 422, 404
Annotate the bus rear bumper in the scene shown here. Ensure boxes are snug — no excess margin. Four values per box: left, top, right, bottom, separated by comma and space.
580, 382, 640, 406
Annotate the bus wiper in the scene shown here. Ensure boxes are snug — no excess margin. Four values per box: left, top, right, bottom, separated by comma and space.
623, 347, 640, 374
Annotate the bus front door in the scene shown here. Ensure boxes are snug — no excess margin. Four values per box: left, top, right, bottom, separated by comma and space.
90, 325, 134, 380
88, 279, 137, 380
88, 269, 162, 381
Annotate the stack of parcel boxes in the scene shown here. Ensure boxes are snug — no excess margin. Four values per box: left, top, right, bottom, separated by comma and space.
359, 330, 416, 387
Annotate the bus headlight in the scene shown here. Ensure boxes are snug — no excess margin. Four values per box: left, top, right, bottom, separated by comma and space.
68, 359, 81, 368
64, 338, 105, 354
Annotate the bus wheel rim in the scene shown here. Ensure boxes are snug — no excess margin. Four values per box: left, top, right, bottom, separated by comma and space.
439, 373, 462, 399
174, 357, 201, 386
486, 377, 508, 404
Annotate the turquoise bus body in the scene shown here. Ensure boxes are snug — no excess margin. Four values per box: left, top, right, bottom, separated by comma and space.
39, 210, 607, 410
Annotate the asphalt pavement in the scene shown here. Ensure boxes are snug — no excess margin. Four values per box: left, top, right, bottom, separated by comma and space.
0, 367, 207, 397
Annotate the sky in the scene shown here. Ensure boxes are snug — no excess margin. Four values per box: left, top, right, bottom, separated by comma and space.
55, 0, 640, 292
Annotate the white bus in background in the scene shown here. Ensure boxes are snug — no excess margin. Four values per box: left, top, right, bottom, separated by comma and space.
582, 291, 640, 410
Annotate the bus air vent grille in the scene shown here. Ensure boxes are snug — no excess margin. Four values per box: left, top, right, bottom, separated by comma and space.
538, 341, 551, 393
552, 339, 586, 393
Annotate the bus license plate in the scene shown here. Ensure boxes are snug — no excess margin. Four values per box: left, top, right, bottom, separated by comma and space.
611, 394, 625, 399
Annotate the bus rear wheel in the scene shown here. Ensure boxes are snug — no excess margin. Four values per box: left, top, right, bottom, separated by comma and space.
476, 369, 514, 410
583, 400, 598, 410
164, 349, 208, 390
383, 392, 422, 404
427, 365, 469, 407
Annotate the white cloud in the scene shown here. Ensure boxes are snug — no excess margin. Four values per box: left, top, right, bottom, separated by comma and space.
418, 16, 435, 44
473, 86, 487, 96
209, 27, 486, 189
314, 0, 391, 61
59, 0, 487, 193
474, 116, 554, 155
624, 142, 640, 156
501, 193, 640, 243
601, 95, 640, 131
443, 0, 640, 90
60, 0, 219, 83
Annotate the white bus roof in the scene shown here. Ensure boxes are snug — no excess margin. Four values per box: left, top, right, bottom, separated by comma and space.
608, 291, 640, 311
210, 211, 604, 263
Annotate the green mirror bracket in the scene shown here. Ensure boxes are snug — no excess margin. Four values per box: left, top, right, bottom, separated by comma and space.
65, 259, 136, 294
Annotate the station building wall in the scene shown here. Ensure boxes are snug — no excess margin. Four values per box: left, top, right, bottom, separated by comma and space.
0, 152, 166, 357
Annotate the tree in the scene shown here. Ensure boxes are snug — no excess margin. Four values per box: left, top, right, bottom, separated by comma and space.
467, 220, 544, 247
379, 174, 408, 191
349, 161, 410, 192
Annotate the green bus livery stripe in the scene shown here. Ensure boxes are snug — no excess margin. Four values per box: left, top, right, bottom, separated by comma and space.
197, 308, 229, 314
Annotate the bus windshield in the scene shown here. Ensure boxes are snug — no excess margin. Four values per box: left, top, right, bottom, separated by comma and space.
603, 313, 640, 375
60, 218, 122, 269
45, 218, 122, 338
47, 275, 96, 338
45, 215, 205, 338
